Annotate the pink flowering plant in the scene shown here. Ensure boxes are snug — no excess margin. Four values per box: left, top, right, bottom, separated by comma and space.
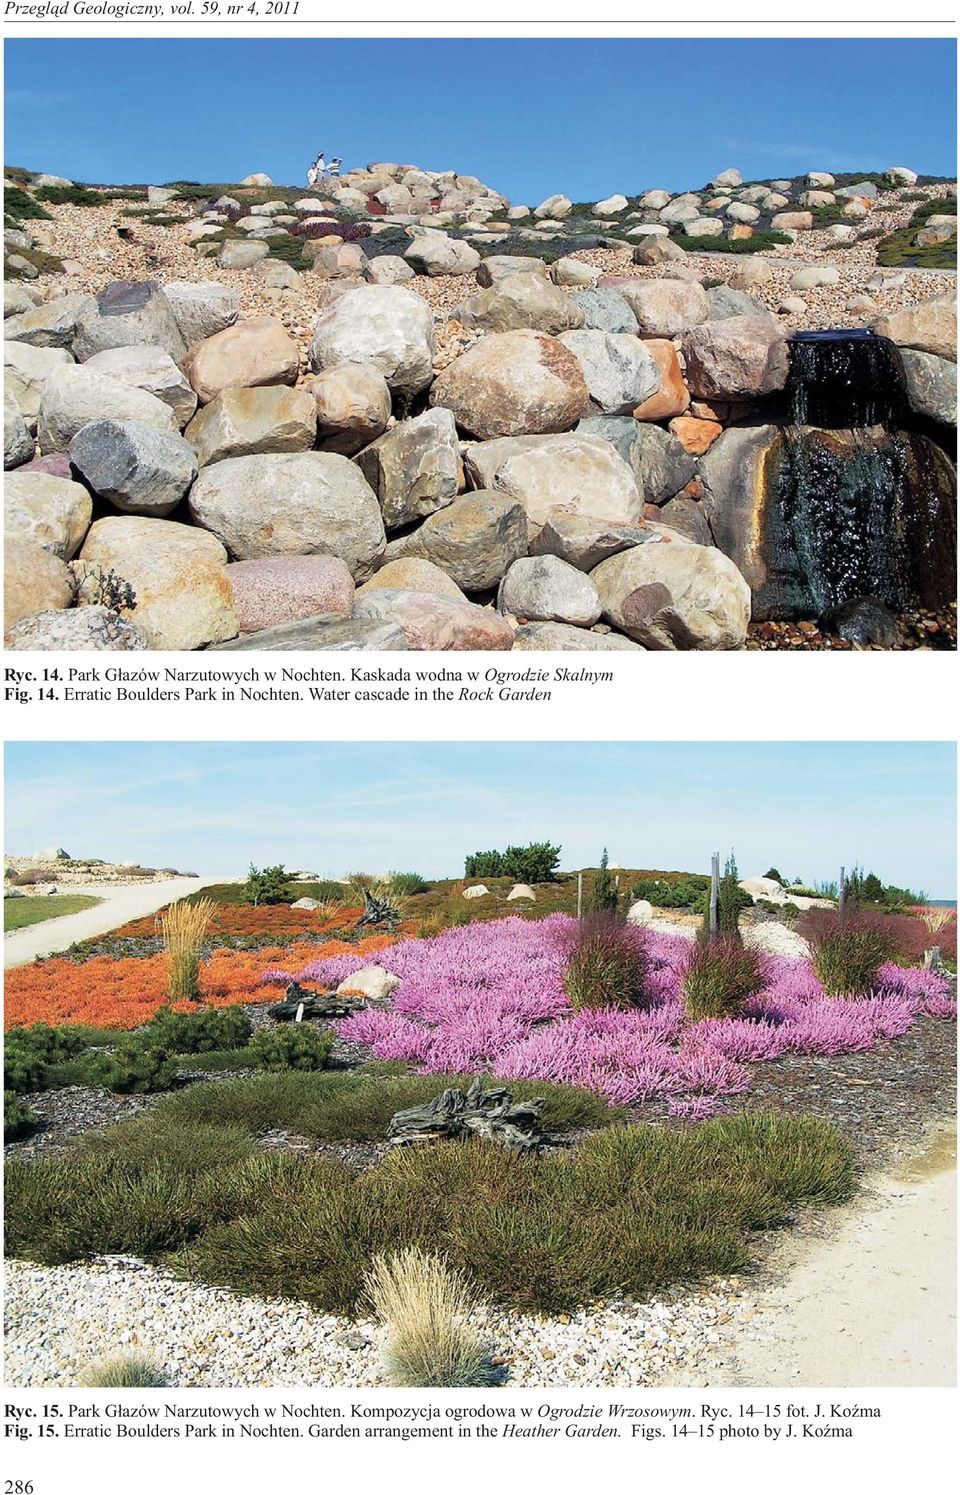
264, 915, 954, 1111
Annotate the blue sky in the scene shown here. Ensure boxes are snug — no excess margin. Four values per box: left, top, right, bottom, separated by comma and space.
4, 743, 955, 894
4, 39, 956, 201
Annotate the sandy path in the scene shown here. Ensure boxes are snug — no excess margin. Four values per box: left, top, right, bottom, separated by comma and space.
3, 877, 224, 968
722, 1130, 957, 1387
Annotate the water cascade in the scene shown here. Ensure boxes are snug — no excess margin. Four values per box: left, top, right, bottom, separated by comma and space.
762, 330, 956, 622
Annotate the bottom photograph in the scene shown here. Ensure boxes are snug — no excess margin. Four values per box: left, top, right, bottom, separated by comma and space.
2, 742, 956, 1391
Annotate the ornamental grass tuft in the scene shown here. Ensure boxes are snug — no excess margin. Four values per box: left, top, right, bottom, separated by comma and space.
365, 1247, 493, 1387
158, 897, 216, 1003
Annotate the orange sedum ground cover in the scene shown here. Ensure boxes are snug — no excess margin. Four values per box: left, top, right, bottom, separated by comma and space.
4, 933, 403, 1031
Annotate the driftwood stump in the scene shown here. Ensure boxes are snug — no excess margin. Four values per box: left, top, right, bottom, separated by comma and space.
269, 980, 366, 1022
388, 1079, 546, 1153
356, 888, 402, 931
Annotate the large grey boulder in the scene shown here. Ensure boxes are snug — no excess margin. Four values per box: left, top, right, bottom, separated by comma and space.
706, 285, 768, 321
4, 341, 74, 429
353, 589, 514, 650
356, 407, 459, 530
4, 284, 41, 319
311, 362, 392, 455
188, 451, 386, 577
572, 288, 639, 334
874, 295, 957, 362
898, 349, 957, 425
557, 330, 660, 415
498, 554, 601, 627
631, 236, 687, 266
383, 490, 527, 591
452, 271, 584, 336
163, 281, 240, 348
491, 433, 642, 532
365, 256, 416, 286
592, 538, 750, 649
530, 512, 650, 571
211, 616, 408, 651
534, 194, 572, 219
5, 605, 148, 651
430, 330, 588, 439
625, 423, 698, 503
511, 621, 643, 650
83, 346, 198, 428
617, 280, 710, 337
4, 390, 33, 468
37, 366, 179, 454
72, 281, 187, 363
68, 419, 198, 516
185, 386, 317, 466
309, 285, 435, 399
77, 516, 237, 650
4, 294, 96, 350
218, 240, 269, 270
182, 316, 300, 405
476, 256, 549, 287
681, 316, 789, 399
4, 471, 92, 558
404, 236, 480, 276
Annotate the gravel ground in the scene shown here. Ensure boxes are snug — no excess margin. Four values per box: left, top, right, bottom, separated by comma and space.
26, 185, 958, 384
2, 1255, 761, 1389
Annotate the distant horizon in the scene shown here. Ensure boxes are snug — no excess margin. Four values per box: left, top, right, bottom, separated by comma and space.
4, 743, 956, 898
5, 37, 956, 203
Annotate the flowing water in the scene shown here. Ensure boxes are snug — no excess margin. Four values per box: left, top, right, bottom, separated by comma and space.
767, 331, 956, 617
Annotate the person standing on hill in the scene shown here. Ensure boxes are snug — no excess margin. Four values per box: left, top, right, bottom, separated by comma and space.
307, 152, 325, 187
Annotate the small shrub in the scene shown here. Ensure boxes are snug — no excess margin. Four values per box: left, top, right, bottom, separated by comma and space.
251, 1024, 333, 1072
4, 1023, 88, 1093
78, 1352, 169, 1387
671, 229, 791, 253
683, 936, 764, 1020
4, 186, 52, 224
72, 564, 136, 612
564, 913, 649, 1011
245, 863, 294, 906
97, 1039, 177, 1095
147, 1006, 252, 1054
764, 868, 783, 884
799, 909, 901, 997
631, 875, 708, 910
590, 849, 619, 914
4, 1093, 37, 1142
464, 842, 561, 882
366, 1247, 493, 1388
387, 871, 430, 896
158, 897, 215, 1003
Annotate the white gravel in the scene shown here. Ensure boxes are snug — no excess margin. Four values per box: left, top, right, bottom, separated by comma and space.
3, 1256, 760, 1389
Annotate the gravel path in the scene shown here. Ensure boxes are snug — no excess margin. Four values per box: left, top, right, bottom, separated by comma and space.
714, 1128, 956, 1387
2, 1256, 760, 1388
4, 875, 223, 968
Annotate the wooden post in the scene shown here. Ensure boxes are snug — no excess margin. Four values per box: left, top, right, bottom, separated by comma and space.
709, 853, 720, 940
577, 870, 583, 922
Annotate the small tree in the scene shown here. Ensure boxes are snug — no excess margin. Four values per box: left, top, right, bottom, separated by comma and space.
590, 849, 619, 915
718, 852, 751, 938
764, 867, 783, 884
245, 863, 293, 906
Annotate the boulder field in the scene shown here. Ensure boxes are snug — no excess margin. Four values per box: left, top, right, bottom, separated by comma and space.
4, 161, 957, 650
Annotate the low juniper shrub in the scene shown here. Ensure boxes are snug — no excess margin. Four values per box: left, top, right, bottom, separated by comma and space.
97, 1039, 177, 1095
146, 1006, 252, 1055
251, 1024, 333, 1073
4, 1093, 38, 1142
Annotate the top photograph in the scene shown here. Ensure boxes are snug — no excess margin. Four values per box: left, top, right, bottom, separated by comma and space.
3, 35, 956, 654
